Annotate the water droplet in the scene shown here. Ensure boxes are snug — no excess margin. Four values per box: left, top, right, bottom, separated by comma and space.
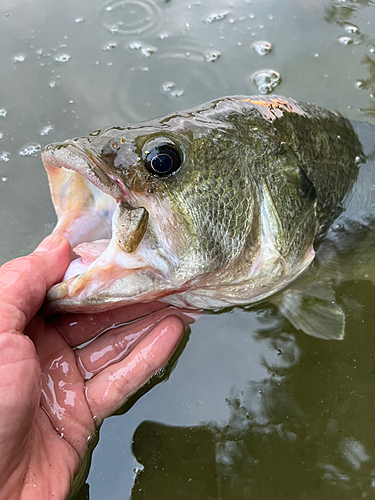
159, 32, 169, 39
204, 11, 229, 24
338, 35, 353, 45
87, 435, 93, 443
129, 41, 142, 50
13, 54, 26, 63
0, 152, 10, 162
39, 124, 55, 136
162, 81, 175, 92
103, 42, 118, 51
154, 367, 166, 378
0, 132, 2, 140
141, 46, 156, 57
170, 89, 184, 97
59, 432, 65, 438
205, 50, 221, 62
252, 69, 281, 94
332, 223, 345, 233
74, 17, 84, 23
370, 46, 375, 53
19, 143, 41, 156
0, 109, 7, 118
355, 80, 364, 89
344, 24, 359, 34
277, 349, 282, 355
2, 177, 8, 182
49, 80, 57, 88
252, 40, 272, 56
54, 54, 71, 63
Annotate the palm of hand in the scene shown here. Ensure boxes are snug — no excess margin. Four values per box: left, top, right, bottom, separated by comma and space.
0, 236, 188, 500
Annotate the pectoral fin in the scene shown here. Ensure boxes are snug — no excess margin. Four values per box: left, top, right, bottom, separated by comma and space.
274, 281, 345, 341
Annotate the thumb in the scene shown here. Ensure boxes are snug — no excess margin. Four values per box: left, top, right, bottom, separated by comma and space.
0, 235, 71, 334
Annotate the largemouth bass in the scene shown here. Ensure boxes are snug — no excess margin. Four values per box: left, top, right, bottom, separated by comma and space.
42, 96, 363, 314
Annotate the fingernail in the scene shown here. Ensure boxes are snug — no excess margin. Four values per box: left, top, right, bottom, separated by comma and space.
34, 234, 64, 253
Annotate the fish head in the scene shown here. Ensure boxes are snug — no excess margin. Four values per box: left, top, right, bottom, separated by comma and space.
43, 108, 261, 313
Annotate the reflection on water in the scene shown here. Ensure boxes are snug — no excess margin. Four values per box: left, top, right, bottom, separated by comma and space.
324, 0, 375, 118
130, 291, 375, 499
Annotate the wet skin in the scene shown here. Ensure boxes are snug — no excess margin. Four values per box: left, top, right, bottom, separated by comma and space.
0, 235, 193, 500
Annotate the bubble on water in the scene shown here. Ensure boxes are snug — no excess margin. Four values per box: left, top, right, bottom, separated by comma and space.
338, 35, 353, 45
252, 69, 281, 94
355, 80, 364, 89
2, 177, 8, 182
103, 41, 118, 51
170, 89, 184, 97
252, 40, 272, 56
205, 50, 221, 62
0, 152, 10, 162
13, 54, 26, 63
19, 144, 42, 156
370, 46, 375, 53
204, 11, 229, 24
0, 109, 7, 118
39, 124, 55, 136
344, 24, 359, 34
159, 32, 169, 39
74, 17, 84, 23
54, 54, 71, 63
0, 133, 2, 140
129, 41, 142, 50
102, 0, 161, 35
49, 80, 57, 88
162, 81, 175, 92
141, 46, 156, 57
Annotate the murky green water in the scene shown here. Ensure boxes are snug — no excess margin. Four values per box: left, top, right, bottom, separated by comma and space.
1, 0, 375, 498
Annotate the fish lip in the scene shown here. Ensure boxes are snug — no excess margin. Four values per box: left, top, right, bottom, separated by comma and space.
41, 140, 126, 202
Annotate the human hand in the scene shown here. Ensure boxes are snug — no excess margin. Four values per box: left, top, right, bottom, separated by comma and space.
0, 235, 192, 500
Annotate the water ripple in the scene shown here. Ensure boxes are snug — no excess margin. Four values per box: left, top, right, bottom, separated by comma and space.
101, 0, 161, 35
115, 44, 232, 121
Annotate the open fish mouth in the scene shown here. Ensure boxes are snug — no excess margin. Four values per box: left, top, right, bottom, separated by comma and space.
42, 141, 177, 313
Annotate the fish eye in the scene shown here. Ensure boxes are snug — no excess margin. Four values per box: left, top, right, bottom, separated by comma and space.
143, 143, 181, 177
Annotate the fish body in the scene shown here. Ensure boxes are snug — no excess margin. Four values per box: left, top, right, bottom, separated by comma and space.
42, 96, 363, 313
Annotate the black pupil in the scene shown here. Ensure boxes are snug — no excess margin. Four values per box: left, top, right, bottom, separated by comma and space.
145, 145, 180, 176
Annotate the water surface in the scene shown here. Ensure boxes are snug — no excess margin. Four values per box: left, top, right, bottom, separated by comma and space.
1, 0, 375, 498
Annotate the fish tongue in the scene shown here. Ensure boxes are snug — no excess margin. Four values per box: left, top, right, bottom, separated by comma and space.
73, 239, 111, 264
113, 203, 149, 253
